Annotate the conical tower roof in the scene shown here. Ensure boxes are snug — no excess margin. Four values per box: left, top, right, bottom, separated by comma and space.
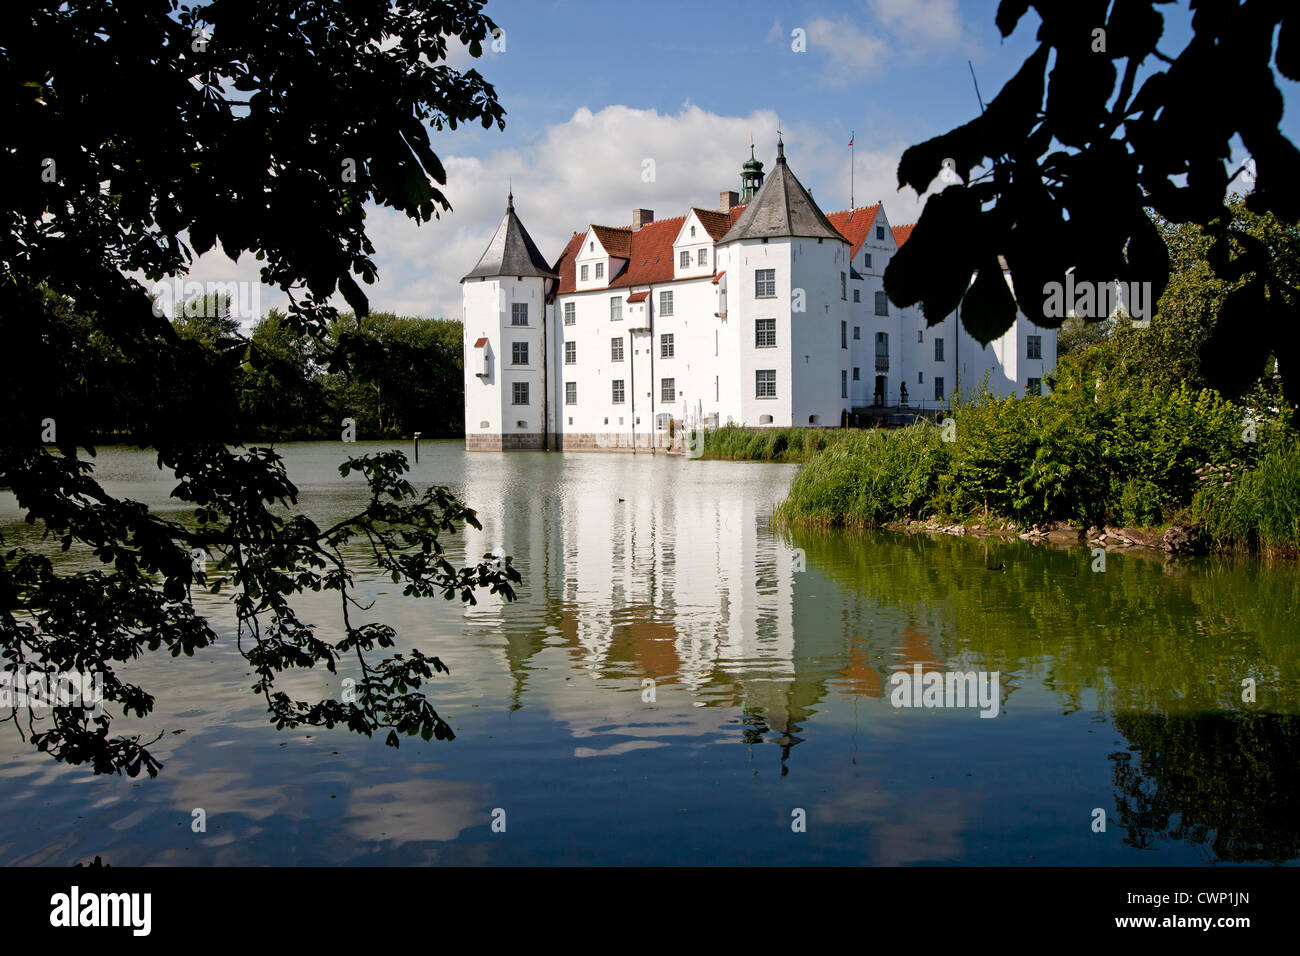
719, 139, 845, 245
461, 191, 558, 281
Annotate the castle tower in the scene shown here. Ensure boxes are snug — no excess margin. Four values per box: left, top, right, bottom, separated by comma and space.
716, 137, 851, 428
461, 191, 559, 450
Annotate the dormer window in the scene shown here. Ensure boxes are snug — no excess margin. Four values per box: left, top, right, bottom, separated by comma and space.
589, 241, 594, 251
595, 261, 604, 279
581, 264, 589, 281
680, 250, 690, 269
865, 252, 873, 268
876, 226, 885, 240
690, 226, 696, 237
698, 248, 708, 267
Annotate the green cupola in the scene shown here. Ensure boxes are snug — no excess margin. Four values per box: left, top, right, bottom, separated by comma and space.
741, 144, 765, 202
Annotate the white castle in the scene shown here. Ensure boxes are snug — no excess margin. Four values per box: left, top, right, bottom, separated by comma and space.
461, 139, 1056, 451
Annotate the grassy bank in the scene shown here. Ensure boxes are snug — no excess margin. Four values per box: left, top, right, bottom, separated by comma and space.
772, 360, 1299, 554
1193, 441, 1300, 557
696, 423, 859, 462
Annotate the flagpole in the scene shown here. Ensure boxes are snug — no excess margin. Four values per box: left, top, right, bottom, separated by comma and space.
850, 131, 855, 209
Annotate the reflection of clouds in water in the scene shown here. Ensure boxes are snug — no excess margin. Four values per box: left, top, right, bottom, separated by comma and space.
343, 778, 491, 847
811, 785, 968, 865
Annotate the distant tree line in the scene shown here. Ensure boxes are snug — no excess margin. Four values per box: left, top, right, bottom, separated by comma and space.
47, 292, 466, 443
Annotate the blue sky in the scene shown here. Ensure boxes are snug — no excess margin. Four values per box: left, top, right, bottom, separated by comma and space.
189, 0, 1298, 322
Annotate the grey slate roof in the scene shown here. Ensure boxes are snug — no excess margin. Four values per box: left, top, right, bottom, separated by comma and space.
719, 141, 846, 245
461, 193, 558, 281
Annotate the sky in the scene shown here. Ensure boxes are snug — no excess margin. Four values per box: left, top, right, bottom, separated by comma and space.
184, 0, 1299, 324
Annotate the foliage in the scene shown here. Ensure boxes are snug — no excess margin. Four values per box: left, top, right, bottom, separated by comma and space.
883, 1, 1300, 419
1, 0, 509, 776
324, 312, 465, 438
1194, 440, 1300, 556
776, 426, 949, 527
778, 355, 1288, 533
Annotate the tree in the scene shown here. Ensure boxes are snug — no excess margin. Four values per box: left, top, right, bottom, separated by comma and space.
1056, 315, 1114, 357
327, 312, 465, 438
1079, 199, 1299, 403
884, 0, 1300, 418
1, 0, 516, 777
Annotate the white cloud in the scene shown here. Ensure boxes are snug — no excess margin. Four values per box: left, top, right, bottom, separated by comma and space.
870, 0, 966, 47
805, 17, 890, 86
772, 2, 978, 87
181, 105, 927, 324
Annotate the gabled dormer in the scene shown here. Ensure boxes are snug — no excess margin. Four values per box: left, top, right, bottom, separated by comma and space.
671, 210, 720, 280
575, 225, 631, 290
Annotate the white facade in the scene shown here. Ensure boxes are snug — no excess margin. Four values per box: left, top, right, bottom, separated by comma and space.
463, 146, 1057, 451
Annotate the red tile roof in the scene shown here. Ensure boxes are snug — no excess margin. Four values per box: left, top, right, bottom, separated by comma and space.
550, 204, 750, 298
711, 270, 725, 284
825, 204, 882, 258
590, 224, 632, 259
473, 337, 488, 348
892, 224, 915, 248
692, 208, 736, 241
626, 291, 648, 303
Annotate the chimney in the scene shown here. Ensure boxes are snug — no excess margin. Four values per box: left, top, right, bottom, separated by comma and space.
719, 191, 740, 212
631, 208, 654, 231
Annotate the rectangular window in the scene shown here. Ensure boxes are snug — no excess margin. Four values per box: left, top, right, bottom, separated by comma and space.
660, 290, 674, 316
512, 382, 529, 405
610, 296, 622, 321
565, 382, 577, 405
756, 369, 776, 398
611, 337, 624, 362
755, 268, 776, 298
864, 252, 873, 269
755, 318, 776, 348
595, 261, 604, 280
853, 289, 861, 303
854, 326, 861, 340
655, 413, 670, 431
841, 320, 848, 349
875, 290, 889, 316
563, 301, 575, 325
612, 379, 625, 403
564, 341, 576, 365
935, 337, 944, 361
697, 248, 708, 267
1027, 377, 1042, 396
841, 369, 848, 398
918, 329, 924, 343
1027, 334, 1043, 359
680, 250, 691, 269
934, 377, 945, 402
841, 272, 847, 299
853, 367, 860, 381
511, 303, 528, 326
918, 371, 924, 385
661, 333, 674, 358
580, 264, 589, 281
661, 378, 675, 402
512, 341, 528, 365
876, 225, 885, 240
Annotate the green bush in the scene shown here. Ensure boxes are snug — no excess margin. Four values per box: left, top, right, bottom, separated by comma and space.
776, 425, 948, 527
773, 351, 1293, 541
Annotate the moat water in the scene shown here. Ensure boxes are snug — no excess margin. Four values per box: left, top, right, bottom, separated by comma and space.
2, 441, 1298, 865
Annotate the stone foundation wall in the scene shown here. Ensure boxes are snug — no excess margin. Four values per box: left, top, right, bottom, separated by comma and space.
559, 432, 674, 452
464, 432, 546, 451
466, 432, 679, 453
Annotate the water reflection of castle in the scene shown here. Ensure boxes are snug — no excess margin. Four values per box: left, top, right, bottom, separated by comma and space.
455, 455, 948, 760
